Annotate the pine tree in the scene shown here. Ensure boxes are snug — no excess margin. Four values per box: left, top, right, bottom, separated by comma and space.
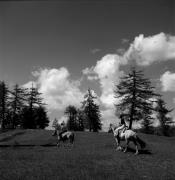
9, 84, 27, 128
83, 89, 101, 132
64, 105, 77, 130
141, 108, 154, 133
76, 109, 84, 131
156, 98, 173, 136
20, 107, 33, 129
34, 106, 49, 129
23, 85, 45, 128
115, 68, 159, 129
0, 81, 9, 129
27, 85, 44, 110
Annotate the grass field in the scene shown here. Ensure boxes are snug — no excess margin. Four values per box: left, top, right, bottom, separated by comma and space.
0, 130, 175, 180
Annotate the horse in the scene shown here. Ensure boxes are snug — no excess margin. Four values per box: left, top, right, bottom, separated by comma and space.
108, 123, 146, 155
52, 128, 75, 147
57, 131, 75, 147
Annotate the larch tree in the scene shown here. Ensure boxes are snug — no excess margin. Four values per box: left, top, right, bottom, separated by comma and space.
114, 68, 159, 129
9, 84, 27, 128
0, 81, 9, 129
21, 85, 46, 128
34, 106, 49, 129
83, 89, 101, 132
155, 98, 173, 136
64, 105, 77, 130
76, 109, 84, 131
141, 108, 154, 133
27, 85, 44, 111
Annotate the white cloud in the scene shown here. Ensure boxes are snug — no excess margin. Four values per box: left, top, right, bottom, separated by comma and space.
23, 81, 37, 89
125, 32, 175, 66
82, 54, 126, 131
25, 67, 84, 111
82, 66, 98, 80
83, 33, 175, 110
101, 108, 119, 131
91, 48, 101, 54
82, 32, 175, 129
26, 32, 175, 130
83, 54, 125, 108
82, 67, 94, 75
121, 38, 129, 44
160, 71, 175, 92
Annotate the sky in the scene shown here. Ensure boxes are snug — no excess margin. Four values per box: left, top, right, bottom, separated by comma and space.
0, 0, 175, 130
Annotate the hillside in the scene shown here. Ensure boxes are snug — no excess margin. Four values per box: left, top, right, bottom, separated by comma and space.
0, 130, 175, 180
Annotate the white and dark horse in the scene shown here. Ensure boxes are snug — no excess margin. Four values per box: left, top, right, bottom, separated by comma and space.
108, 123, 146, 155
57, 131, 74, 147
52, 126, 74, 147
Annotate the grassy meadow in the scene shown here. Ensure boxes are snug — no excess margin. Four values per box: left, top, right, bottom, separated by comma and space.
0, 130, 175, 180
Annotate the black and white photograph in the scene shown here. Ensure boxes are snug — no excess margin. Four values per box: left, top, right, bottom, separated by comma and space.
0, 0, 175, 179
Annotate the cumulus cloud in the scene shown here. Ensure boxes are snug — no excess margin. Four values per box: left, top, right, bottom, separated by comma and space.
83, 54, 125, 108
25, 67, 84, 111
83, 33, 175, 107
23, 81, 37, 89
25, 32, 175, 130
121, 38, 129, 44
101, 108, 118, 131
125, 32, 175, 66
160, 71, 175, 92
82, 54, 126, 128
82, 32, 175, 129
91, 48, 101, 54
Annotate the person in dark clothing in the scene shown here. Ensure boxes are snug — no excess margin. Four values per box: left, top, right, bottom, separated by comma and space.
120, 114, 126, 126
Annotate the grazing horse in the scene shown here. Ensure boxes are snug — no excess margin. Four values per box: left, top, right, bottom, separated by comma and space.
108, 123, 146, 155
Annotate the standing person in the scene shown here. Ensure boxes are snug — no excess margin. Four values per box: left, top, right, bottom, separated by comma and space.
59, 121, 68, 140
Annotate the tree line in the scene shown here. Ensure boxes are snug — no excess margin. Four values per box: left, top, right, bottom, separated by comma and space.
61, 89, 102, 132
62, 67, 174, 136
0, 82, 49, 129
1, 67, 174, 135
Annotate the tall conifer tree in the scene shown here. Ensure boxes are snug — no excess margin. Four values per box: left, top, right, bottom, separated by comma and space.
115, 68, 159, 129
9, 84, 27, 128
156, 98, 173, 136
83, 89, 101, 132
64, 105, 77, 130
0, 81, 9, 129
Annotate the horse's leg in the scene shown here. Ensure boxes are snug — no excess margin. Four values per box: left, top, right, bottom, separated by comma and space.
115, 136, 122, 151
70, 136, 74, 147
133, 138, 139, 155
57, 139, 60, 147
124, 139, 129, 153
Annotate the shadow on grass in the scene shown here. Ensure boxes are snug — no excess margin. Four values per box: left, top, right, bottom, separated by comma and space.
0, 144, 57, 147
126, 147, 152, 155
0, 131, 26, 142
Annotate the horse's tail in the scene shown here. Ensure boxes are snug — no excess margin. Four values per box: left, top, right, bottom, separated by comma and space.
136, 135, 146, 149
